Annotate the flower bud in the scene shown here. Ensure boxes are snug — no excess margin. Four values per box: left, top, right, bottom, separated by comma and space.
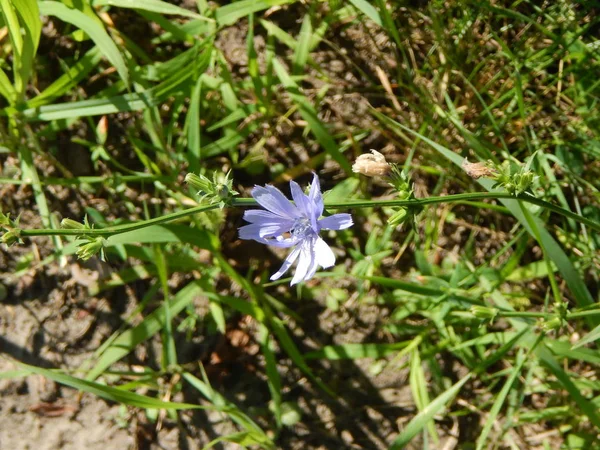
540, 317, 563, 332
387, 208, 408, 226
352, 150, 391, 177
461, 159, 497, 179
1, 229, 22, 246
76, 237, 106, 261
470, 305, 499, 321
61, 218, 87, 230
185, 173, 212, 194
0, 211, 10, 227
97, 116, 108, 145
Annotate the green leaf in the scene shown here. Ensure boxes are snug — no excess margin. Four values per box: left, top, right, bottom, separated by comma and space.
304, 342, 410, 360
572, 322, 600, 349
273, 59, 352, 174
348, 0, 382, 26
15, 362, 204, 410
28, 46, 103, 108
185, 76, 203, 163
39, 1, 129, 86
215, 0, 294, 27
293, 15, 312, 75
85, 280, 204, 380
93, 0, 207, 19
20, 49, 210, 120
0, 66, 17, 103
390, 373, 471, 449
375, 112, 596, 317
538, 346, 600, 429
105, 224, 216, 250
476, 349, 526, 450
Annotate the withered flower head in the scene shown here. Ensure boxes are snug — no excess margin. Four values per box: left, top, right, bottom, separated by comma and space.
461, 158, 497, 179
352, 150, 391, 177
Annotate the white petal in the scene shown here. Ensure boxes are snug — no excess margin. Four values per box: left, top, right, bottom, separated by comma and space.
313, 237, 335, 268
270, 246, 300, 281
291, 240, 313, 285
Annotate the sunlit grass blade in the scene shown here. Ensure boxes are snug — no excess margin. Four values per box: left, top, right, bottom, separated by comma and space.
476, 348, 527, 450
94, 0, 209, 20
27, 46, 103, 108
538, 346, 600, 428
305, 342, 410, 360
85, 280, 204, 380
348, 0, 382, 26
13, 362, 204, 410
215, 0, 294, 27
21, 49, 210, 120
390, 373, 471, 449
293, 15, 312, 75
374, 111, 596, 316
39, 1, 129, 86
273, 58, 352, 174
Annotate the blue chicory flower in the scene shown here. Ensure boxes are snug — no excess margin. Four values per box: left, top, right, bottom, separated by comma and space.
239, 174, 353, 285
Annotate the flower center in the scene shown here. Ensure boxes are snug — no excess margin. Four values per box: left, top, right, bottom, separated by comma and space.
292, 217, 313, 238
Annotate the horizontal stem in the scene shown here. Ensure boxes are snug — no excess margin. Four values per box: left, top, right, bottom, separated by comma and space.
20, 203, 220, 237
17, 191, 600, 239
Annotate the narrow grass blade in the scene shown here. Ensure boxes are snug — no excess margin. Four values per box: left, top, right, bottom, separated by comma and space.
390, 373, 471, 449
94, 0, 208, 19
215, 0, 293, 27
259, 324, 282, 429
16, 362, 203, 410
186, 76, 203, 165
39, 1, 129, 86
375, 112, 596, 316
153, 244, 177, 369
182, 372, 272, 446
348, 0, 382, 26
572, 323, 600, 349
28, 46, 103, 108
476, 349, 526, 450
293, 15, 312, 75
538, 346, 600, 428
0, 66, 16, 103
273, 59, 352, 174
304, 342, 410, 360
86, 280, 204, 380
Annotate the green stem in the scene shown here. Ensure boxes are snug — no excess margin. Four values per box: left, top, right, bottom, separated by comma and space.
17, 191, 600, 239
20, 203, 220, 237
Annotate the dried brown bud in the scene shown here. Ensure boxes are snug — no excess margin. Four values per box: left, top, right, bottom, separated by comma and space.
461, 159, 497, 179
352, 150, 391, 177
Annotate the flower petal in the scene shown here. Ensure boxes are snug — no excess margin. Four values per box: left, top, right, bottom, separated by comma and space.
270, 245, 301, 281
243, 209, 289, 224
251, 185, 300, 219
289, 180, 311, 217
319, 213, 353, 230
239, 222, 292, 240
291, 239, 314, 285
313, 237, 336, 268
307, 173, 324, 218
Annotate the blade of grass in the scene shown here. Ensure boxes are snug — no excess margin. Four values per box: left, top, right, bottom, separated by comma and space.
375, 112, 596, 316
39, 1, 128, 86
85, 280, 204, 380
94, 0, 208, 20
15, 362, 204, 410
390, 373, 472, 449
215, 0, 293, 27
476, 346, 529, 450
273, 58, 352, 174
293, 15, 312, 75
